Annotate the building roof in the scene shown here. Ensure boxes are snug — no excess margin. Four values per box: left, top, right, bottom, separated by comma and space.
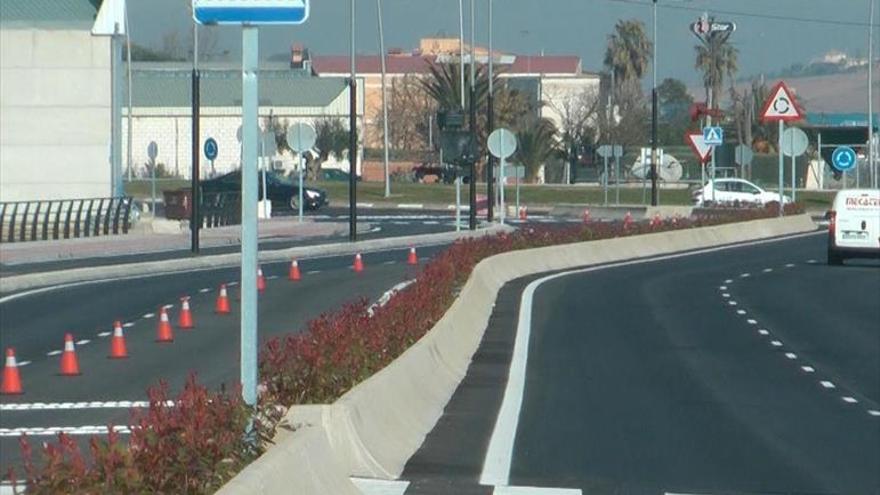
312, 55, 438, 75
126, 70, 347, 108
0, 0, 98, 28
508, 55, 581, 75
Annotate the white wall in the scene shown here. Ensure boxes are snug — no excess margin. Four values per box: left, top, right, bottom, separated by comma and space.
0, 28, 111, 202
540, 76, 601, 133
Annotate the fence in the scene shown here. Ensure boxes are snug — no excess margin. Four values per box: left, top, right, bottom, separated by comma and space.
200, 192, 241, 228
0, 197, 134, 243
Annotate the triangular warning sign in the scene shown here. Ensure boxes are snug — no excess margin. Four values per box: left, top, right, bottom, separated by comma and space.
686, 132, 712, 164
760, 81, 802, 122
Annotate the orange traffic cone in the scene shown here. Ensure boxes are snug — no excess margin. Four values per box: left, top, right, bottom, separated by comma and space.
407, 247, 418, 265
582, 209, 592, 224
216, 284, 231, 314
1, 348, 23, 395
59, 333, 81, 376
257, 267, 266, 293
288, 260, 302, 281
178, 297, 194, 329
109, 321, 128, 359
156, 307, 174, 343
353, 253, 364, 273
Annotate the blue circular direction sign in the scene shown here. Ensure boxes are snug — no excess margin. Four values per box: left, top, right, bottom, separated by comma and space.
831, 146, 857, 172
203, 137, 218, 161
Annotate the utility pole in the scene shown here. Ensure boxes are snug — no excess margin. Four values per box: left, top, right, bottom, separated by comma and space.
190, 17, 201, 253
349, 0, 358, 241
377, 0, 391, 197
486, 0, 495, 222
650, 0, 659, 206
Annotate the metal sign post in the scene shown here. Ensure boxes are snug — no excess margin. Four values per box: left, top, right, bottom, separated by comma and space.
781, 127, 808, 202
759, 80, 802, 216
147, 141, 158, 215
193, 0, 310, 409
488, 128, 517, 225
286, 122, 317, 223
598, 145, 612, 206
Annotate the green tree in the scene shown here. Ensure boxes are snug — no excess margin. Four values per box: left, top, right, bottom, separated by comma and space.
657, 78, 694, 146
311, 118, 350, 179
515, 118, 560, 182
603, 19, 653, 93
695, 28, 739, 110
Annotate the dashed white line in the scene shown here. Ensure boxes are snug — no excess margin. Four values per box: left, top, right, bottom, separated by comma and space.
758, 329, 770, 336
227, 281, 239, 286
0, 401, 172, 411
784, 263, 795, 268
199, 287, 212, 293
17, 361, 31, 367
784, 352, 797, 360
746, 319, 757, 325
46, 350, 61, 356
807, 259, 818, 264
771, 340, 783, 347
123, 322, 135, 328
820, 380, 836, 389
0, 426, 132, 437
728, 301, 738, 306
722, 293, 730, 298
266, 275, 279, 280
868, 410, 880, 417
719, 286, 727, 290
724, 279, 733, 284
842, 396, 858, 404
97, 331, 112, 338
736, 309, 747, 315
383, 260, 397, 265
740, 273, 750, 278
142, 312, 155, 319
306, 270, 321, 275
75, 339, 90, 346
162, 304, 174, 310
802, 366, 815, 373
763, 268, 773, 273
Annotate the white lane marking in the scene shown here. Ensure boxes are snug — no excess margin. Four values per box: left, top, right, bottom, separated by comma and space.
802, 366, 815, 373
0, 426, 132, 437
227, 281, 239, 286
785, 263, 795, 268
162, 304, 174, 310
199, 287, 212, 293
423, 221, 440, 225
46, 350, 61, 356
722, 293, 730, 298
719, 286, 727, 290
740, 273, 750, 278
868, 410, 880, 416
391, 221, 411, 225
842, 396, 858, 404
266, 275, 279, 280
785, 352, 797, 360
123, 322, 135, 328
350, 478, 409, 495
383, 260, 397, 265
306, 270, 321, 275
758, 329, 770, 336
724, 279, 733, 284
356, 202, 374, 208
397, 203, 424, 209
367, 280, 417, 317
17, 361, 31, 367
763, 268, 773, 273
820, 380, 836, 389
771, 340, 783, 347
807, 259, 818, 264
746, 319, 757, 325
480, 230, 824, 487
142, 313, 155, 319
0, 400, 173, 411
494, 487, 582, 494
736, 309, 747, 315
75, 339, 90, 346
728, 301, 738, 306
97, 331, 112, 338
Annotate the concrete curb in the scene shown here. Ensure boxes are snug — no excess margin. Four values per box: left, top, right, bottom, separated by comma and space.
0, 225, 513, 295
217, 214, 817, 494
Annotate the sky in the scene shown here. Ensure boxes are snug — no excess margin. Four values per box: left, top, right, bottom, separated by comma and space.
127, 0, 879, 85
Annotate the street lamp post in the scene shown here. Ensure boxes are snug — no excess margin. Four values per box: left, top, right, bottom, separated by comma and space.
468, 0, 477, 230
650, 0, 659, 206
486, 0, 495, 222
377, 0, 391, 198
349, 0, 358, 241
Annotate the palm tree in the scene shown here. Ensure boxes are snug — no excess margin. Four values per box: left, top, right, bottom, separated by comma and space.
695, 34, 739, 111
421, 62, 490, 113
516, 118, 559, 182
603, 19, 653, 91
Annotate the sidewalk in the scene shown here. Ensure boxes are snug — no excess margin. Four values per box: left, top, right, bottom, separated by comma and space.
0, 217, 359, 267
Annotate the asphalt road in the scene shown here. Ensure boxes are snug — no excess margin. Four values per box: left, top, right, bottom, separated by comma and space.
405, 232, 880, 495
0, 244, 445, 469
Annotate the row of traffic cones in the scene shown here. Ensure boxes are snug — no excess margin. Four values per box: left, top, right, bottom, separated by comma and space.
3, 250, 423, 395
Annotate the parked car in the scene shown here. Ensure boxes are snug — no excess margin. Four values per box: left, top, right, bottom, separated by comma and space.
200, 170, 328, 211
826, 188, 880, 265
412, 162, 458, 184
692, 178, 791, 207
318, 168, 361, 182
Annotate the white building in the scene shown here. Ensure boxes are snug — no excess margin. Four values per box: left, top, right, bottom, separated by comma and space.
0, 0, 112, 202
123, 64, 364, 179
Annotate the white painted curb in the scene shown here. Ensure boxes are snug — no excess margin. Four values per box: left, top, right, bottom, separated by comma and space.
217, 215, 817, 494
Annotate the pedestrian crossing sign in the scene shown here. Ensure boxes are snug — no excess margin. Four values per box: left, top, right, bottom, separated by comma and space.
703, 126, 723, 146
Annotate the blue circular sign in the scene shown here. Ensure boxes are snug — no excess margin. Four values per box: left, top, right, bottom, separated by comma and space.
203, 137, 218, 161
831, 146, 857, 172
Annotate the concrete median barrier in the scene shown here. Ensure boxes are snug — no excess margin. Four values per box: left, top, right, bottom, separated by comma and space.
217, 214, 816, 493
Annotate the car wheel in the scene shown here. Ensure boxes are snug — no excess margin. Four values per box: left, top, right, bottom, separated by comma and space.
827, 249, 843, 266
288, 195, 298, 211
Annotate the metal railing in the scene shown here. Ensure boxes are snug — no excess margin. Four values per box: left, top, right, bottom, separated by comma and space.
200, 191, 241, 228
0, 197, 134, 243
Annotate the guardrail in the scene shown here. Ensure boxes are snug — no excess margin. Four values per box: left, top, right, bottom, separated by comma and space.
0, 197, 134, 243
200, 191, 241, 228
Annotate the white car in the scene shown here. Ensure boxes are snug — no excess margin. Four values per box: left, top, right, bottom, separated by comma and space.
692, 178, 791, 207
827, 188, 880, 265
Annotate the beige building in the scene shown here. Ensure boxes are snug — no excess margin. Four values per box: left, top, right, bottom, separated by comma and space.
0, 0, 112, 202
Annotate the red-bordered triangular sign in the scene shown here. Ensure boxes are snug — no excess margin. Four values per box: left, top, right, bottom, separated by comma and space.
760, 81, 802, 122
685, 132, 712, 164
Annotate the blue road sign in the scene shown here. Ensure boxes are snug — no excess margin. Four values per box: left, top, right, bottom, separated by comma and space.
193, 0, 309, 26
204, 137, 218, 161
703, 126, 724, 146
831, 146, 857, 172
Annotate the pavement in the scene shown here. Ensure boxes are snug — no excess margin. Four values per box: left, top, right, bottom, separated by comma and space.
402, 232, 880, 494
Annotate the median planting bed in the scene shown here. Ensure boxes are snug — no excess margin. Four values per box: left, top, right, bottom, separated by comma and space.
7, 205, 804, 494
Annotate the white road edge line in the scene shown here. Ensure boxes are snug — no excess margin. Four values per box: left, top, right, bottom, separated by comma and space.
0, 400, 174, 411
479, 230, 823, 487
0, 426, 132, 437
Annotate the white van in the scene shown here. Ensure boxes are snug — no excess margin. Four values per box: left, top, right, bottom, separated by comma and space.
827, 188, 880, 265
